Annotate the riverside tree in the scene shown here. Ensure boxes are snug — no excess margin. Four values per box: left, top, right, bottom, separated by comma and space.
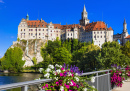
1, 47, 25, 72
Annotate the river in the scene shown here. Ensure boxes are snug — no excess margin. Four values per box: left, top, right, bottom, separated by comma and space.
0, 72, 43, 91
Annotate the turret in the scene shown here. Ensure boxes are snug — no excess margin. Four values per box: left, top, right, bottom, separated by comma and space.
123, 18, 127, 32
80, 4, 90, 26
26, 13, 29, 21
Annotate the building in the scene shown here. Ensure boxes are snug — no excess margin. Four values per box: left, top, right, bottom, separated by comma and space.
17, 5, 114, 47
113, 19, 130, 45
79, 21, 113, 47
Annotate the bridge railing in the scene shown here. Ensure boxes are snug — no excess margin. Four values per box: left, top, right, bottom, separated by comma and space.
0, 69, 125, 91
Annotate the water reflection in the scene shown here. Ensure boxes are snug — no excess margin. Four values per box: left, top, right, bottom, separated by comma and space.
0, 72, 43, 91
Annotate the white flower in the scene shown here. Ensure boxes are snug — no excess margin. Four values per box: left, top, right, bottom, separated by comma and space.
91, 77, 95, 83
68, 73, 72, 76
74, 77, 79, 82
70, 81, 73, 85
54, 77, 58, 80
60, 86, 64, 91
39, 68, 43, 73
44, 73, 50, 78
55, 64, 59, 67
92, 86, 95, 91
45, 68, 51, 72
48, 64, 54, 69
56, 69, 61, 74
83, 88, 87, 91
59, 65, 62, 68
53, 71, 56, 75
75, 73, 78, 76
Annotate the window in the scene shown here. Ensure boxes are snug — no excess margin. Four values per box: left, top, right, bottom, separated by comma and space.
31, 33, 33, 36
94, 32, 95, 34
97, 36, 99, 38
97, 32, 99, 34
35, 29, 37, 31
43, 29, 44, 31
57, 30, 58, 33
29, 29, 30, 31
46, 29, 48, 31
43, 25, 44, 27
101, 31, 102, 34
71, 33, 72, 36
101, 36, 102, 38
104, 36, 106, 38
31, 29, 33, 31
50, 27, 52, 28
39, 29, 41, 31
51, 34, 52, 36
29, 33, 30, 35
21, 29, 22, 31
43, 33, 44, 35
21, 33, 22, 38
94, 36, 96, 38
57, 34, 58, 36
35, 33, 37, 35
51, 30, 52, 32
68, 33, 69, 36
39, 33, 40, 35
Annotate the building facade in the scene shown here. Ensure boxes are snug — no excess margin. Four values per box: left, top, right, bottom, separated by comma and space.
18, 5, 114, 47
113, 19, 130, 45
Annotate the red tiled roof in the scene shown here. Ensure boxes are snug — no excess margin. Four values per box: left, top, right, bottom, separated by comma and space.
60, 24, 81, 29
53, 24, 61, 29
85, 21, 113, 32
125, 35, 130, 39
26, 20, 48, 28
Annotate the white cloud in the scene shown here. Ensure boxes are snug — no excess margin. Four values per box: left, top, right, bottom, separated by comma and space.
0, 0, 4, 3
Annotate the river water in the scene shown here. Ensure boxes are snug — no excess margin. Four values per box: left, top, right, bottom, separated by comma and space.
0, 72, 43, 91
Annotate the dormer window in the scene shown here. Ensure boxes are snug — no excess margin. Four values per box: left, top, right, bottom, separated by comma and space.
56, 27, 58, 29
43, 25, 44, 27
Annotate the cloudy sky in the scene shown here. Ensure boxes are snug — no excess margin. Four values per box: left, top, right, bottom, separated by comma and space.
0, 0, 130, 58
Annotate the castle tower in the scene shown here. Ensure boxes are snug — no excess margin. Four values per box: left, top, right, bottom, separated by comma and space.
123, 18, 127, 33
80, 5, 90, 26
26, 13, 29, 21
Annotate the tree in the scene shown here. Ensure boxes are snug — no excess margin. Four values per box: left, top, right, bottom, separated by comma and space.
98, 41, 130, 68
72, 39, 78, 53
32, 57, 37, 65
121, 40, 130, 58
17, 38, 20, 42
76, 44, 101, 72
53, 47, 72, 65
1, 47, 25, 72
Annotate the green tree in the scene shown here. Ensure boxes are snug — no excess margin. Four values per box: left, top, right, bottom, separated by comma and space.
121, 40, 130, 58
76, 44, 101, 72
32, 57, 37, 65
17, 38, 20, 42
98, 41, 130, 68
53, 47, 72, 65
72, 39, 78, 53
1, 47, 25, 72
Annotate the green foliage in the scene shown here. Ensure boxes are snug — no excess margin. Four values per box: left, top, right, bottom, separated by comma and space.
53, 47, 72, 65
17, 38, 20, 42
121, 40, 130, 58
75, 44, 101, 72
1, 47, 25, 72
32, 57, 37, 65
98, 41, 130, 69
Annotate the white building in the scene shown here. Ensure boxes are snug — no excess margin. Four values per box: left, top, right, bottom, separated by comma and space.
17, 5, 114, 47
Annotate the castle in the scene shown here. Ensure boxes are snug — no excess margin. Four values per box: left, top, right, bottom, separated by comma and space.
18, 5, 129, 47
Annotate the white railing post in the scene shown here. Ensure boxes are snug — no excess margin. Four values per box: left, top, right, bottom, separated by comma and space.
96, 72, 98, 91
21, 85, 28, 91
108, 71, 110, 91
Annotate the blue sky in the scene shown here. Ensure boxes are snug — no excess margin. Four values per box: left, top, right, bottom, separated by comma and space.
0, 0, 130, 58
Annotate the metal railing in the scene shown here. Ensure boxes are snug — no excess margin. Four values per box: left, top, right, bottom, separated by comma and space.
0, 69, 120, 91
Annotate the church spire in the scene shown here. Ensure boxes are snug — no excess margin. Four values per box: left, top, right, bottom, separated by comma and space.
83, 4, 86, 12
124, 18, 126, 24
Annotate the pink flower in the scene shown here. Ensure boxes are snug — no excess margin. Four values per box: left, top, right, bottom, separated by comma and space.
61, 68, 64, 70
72, 74, 74, 77
64, 83, 70, 89
60, 73, 64, 76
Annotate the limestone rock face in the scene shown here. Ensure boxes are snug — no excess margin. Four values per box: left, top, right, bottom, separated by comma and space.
12, 39, 46, 67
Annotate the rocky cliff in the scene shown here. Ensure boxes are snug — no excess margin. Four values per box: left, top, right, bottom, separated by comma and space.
11, 39, 46, 67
